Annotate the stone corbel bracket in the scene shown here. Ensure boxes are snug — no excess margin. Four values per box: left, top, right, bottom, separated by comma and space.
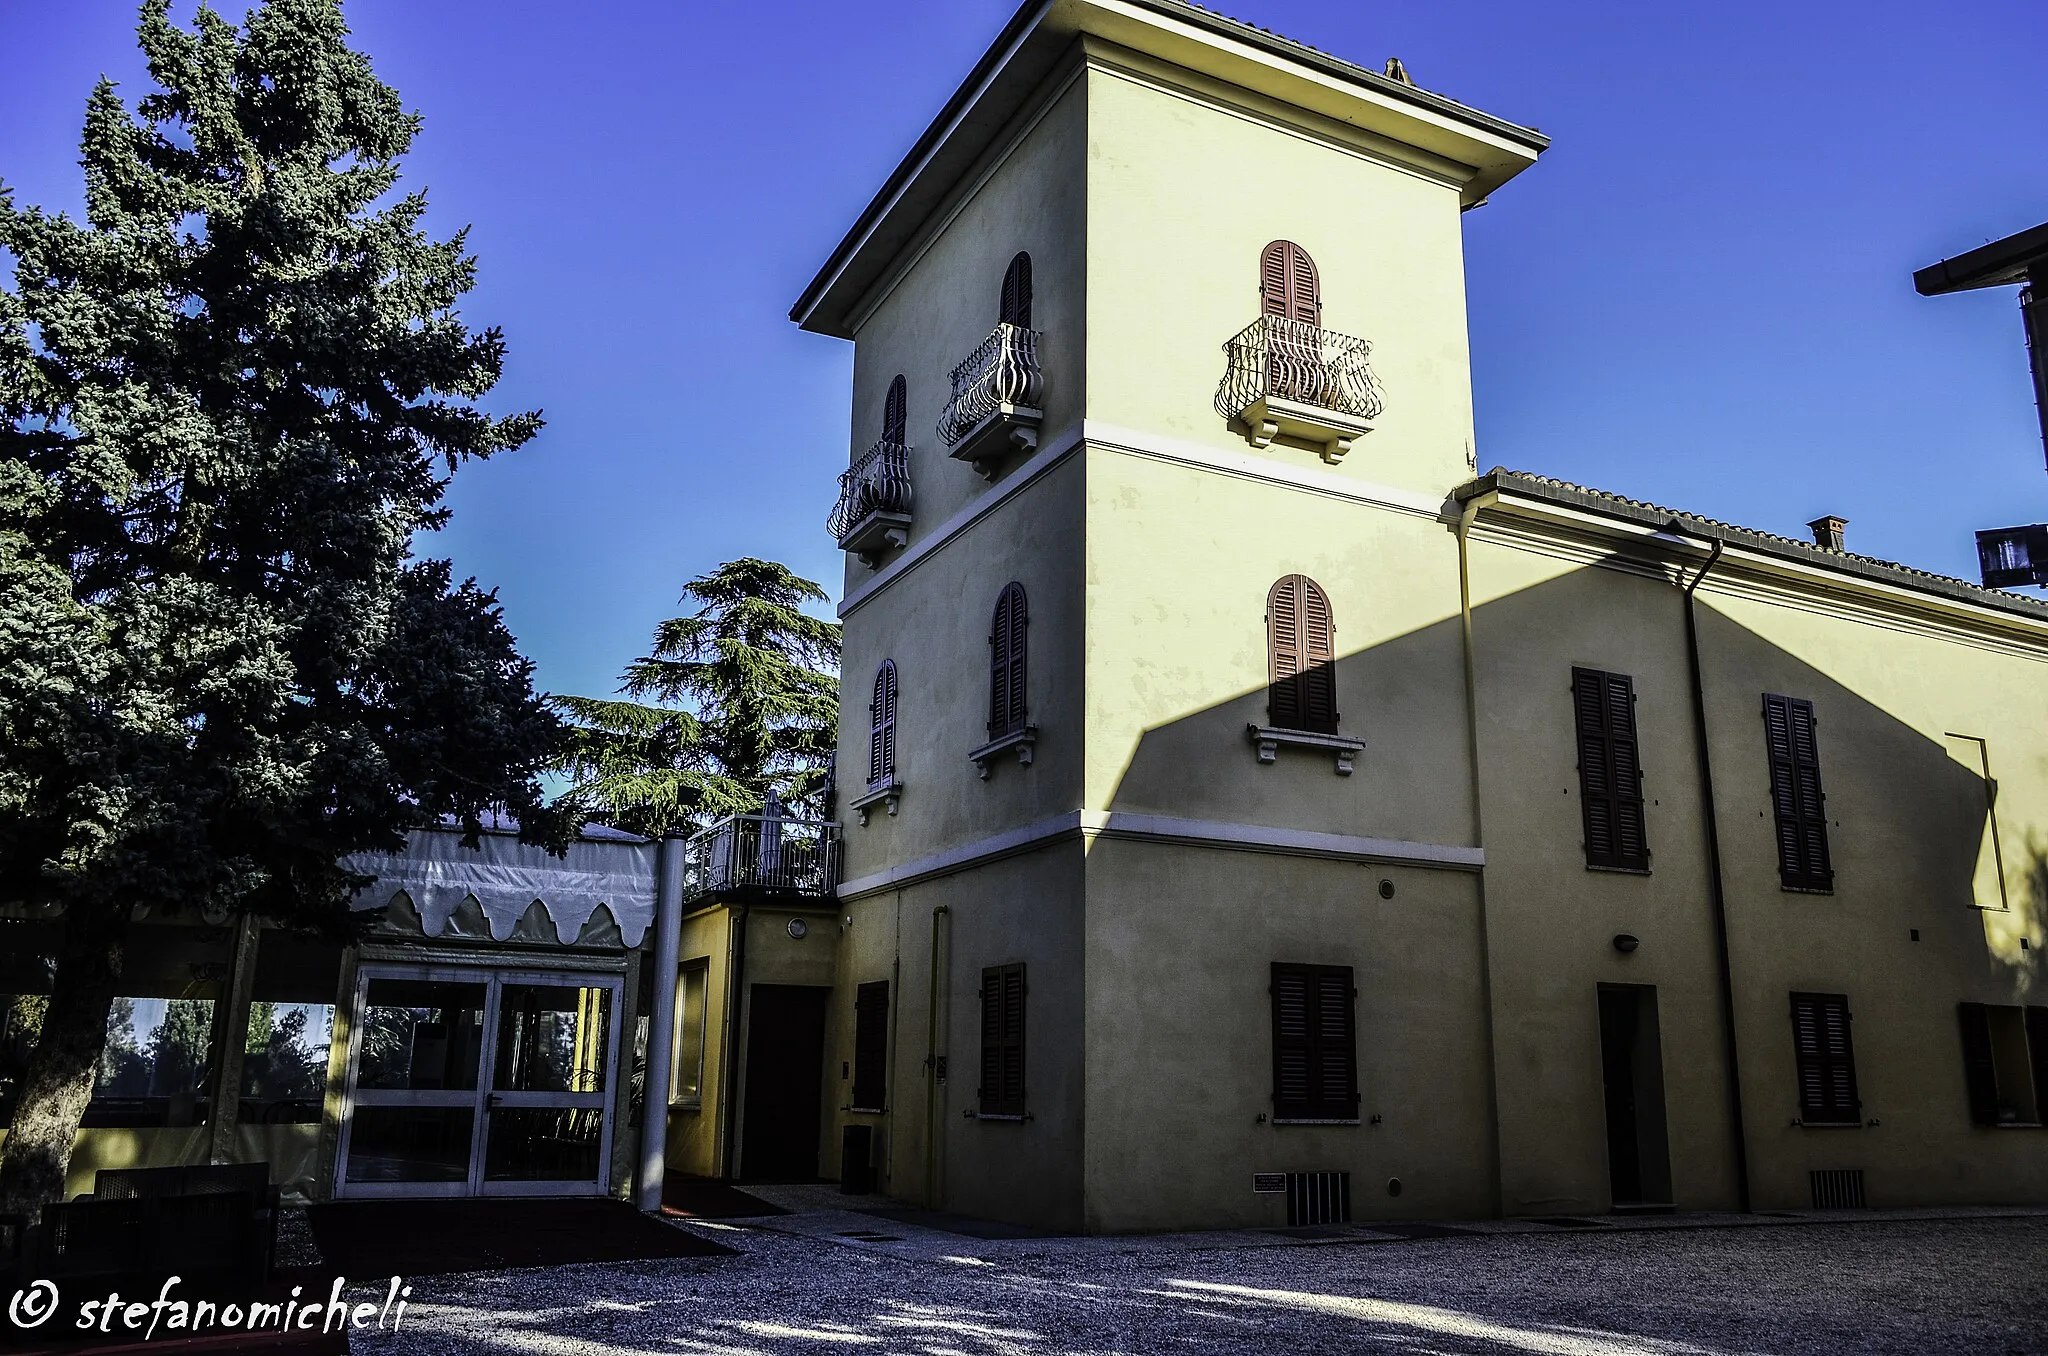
849, 779, 902, 826
1248, 724, 1367, 775
949, 405, 1042, 480
970, 727, 1038, 779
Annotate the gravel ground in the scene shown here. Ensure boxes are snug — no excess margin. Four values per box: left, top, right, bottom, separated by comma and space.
348, 1211, 2048, 1356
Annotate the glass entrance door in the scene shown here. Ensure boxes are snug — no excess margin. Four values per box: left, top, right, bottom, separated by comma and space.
336, 965, 621, 1198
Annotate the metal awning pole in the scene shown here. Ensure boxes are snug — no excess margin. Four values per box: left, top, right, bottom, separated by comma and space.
636, 836, 686, 1211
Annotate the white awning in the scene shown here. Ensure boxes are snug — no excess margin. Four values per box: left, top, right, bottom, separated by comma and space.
346, 825, 658, 947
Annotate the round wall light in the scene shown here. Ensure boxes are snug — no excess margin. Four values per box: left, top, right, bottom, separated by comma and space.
1612, 933, 1639, 954
1377, 879, 1396, 900
787, 918, 809, 940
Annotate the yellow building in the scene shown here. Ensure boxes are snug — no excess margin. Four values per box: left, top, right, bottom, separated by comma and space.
773, 0, 2048, 1232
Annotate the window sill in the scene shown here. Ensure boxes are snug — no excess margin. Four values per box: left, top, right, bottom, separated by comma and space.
1975, 1120, 2044, 1129
1586, 863, 1651, 876
669, 1100, 703, 1113
1271, 1117, 1361, 1126
849, 779, 902, 826
847, 1105, 887, 1115
1780, 883, 1835, 896
965, 1111, 1031, 1122
1248, 724, 1366, 775
1790, 1117, 1862, 1129
970, 727, 1036, 779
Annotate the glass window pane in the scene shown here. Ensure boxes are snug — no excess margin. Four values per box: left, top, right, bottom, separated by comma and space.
95, 997, 215, 1099
483, 1106, 604, 1181
240, 1001, 334, 1123
493, 984, 612, 1093
674, 966, 707, 1104
357, 979, 485, 1091
345, 1105, 475, 1183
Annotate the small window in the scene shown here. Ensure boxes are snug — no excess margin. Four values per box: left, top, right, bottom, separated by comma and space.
1789, 991, 1859, 1125
1259, 239, 1321, 325
988, 583, 1028, 741
1267, 575, 1336, 734
882, 375, 907, 446
1573, 668, 1649, 871
868, 660, 898, 788
672, 961, 709, 1106
979, 963, 1026, 1117
851, 981, 890, 1112
999, 252, 1033, 329
1763, 694, 1833, 891
1270, 962, 1358, 1122
1958, 1003, 2047, 1126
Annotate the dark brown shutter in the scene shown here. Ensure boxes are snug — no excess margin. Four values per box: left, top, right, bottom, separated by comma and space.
1573, 668, 1649, 870
1764, 694, 1833, 890
1258, 240, 1321, 324
988, 583, 1028, 740
1790, 992, 1859, 1124
851, 981, 889, 1111
999, 253, 1033, 329
1958, 1002, 1999, 1125
1270, 962, 1358, 1120
868, 660, 897, 787
882, 375, 907, 445
978, 963, 1026, 1116
1267, 575, 1336, 734
2028, 1007, 2048, 1124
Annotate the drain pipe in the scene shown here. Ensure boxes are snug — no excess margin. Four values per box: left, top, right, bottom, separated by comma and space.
718, 902, 750, 1181
636, 836, 686, 1210
925, 902, 950, 1208
1454, 493, 1506, 1217
1668, 522, 1752, 1214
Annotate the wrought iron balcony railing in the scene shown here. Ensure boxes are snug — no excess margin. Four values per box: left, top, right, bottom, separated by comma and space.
682, 812, 841, 905
939, 322, 1044, 477
828, 438, 914, 563
1214, 315, 1385, 464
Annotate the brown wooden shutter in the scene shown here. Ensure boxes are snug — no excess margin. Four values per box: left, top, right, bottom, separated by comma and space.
1258, 240, 1321, 324
1764, 694, 1833, 890
1572, 668, 1649, 870
868, 660, 897, 787
851, 981, 889, 1111
1270, 962, 1358, 1120
1267, 575, 1336, 734
1958, 1002, 1999, 1125
988, 583, 1028, 740
2028, 1006, 2048, 1125
1790, 992, 1859, 1124
978, 963, 1026, 1116
882, 375, 907, 445
1000, 253, 1033, 329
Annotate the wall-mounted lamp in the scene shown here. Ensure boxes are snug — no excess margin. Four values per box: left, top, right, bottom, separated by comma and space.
1613, 934, 1640, 954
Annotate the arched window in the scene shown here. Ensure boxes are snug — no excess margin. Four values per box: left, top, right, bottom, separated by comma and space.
868, 660, 898, 787
1267, 574, 1336, 734
1259, 240, 1320, 324
882, 375, 907, 446
988, 582, 1029, 740
999, 252, 1033, 329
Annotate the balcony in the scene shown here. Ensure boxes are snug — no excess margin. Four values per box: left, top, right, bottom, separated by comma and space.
829, 438, 914, 567
681, 811, 841, 907
1214, 316, 1385, 464
939, 322, 1044, 479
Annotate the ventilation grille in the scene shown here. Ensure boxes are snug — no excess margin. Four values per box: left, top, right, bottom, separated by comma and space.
1286, 1171, 1351, 1226
1809, 1168, 1866, 1209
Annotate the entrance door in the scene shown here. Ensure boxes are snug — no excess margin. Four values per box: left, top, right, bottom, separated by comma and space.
336, 965, 621, 1197
1597, 984, 1673, 1209
739, 984, 829, 1182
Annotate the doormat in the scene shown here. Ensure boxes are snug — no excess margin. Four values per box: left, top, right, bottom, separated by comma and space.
304, 1198, 734, 1276
660, 1175, 789, 1219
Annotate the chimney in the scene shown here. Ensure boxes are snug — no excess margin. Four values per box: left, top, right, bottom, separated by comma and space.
1807, 515, 1848, 552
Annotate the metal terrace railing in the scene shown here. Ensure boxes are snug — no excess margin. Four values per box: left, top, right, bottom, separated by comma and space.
939, 322, 1044, 445
827, 438, 914, 546
681, 812, 841, 904
1213, 315, 1385, 425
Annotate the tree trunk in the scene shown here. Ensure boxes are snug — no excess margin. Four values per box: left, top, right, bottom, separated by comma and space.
0, 896, 130, 1218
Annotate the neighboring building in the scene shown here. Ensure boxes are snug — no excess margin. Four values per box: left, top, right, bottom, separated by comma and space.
789, 0, 2048, 1231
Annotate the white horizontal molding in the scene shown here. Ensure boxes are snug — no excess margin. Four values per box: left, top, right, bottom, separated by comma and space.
836, 809, 1482, 900
1084, 420, 1452, 521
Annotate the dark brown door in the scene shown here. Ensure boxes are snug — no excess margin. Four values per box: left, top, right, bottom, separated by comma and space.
739, 984, 830, 1182
1598, 985, 1673, 1208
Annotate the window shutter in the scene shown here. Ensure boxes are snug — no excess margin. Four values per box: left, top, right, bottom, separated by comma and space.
851, 981, 889, 1111
988, 583, 1028, 740
1000, 253, 1033, 329
1267, 575, 1336, 734
1572, 668, 1649, 870
1958, 1002, 1999, 1126
1258, 240, 1320, 325
978, 963, 1026, 1116
1790, 992, 1859, 1124
868, 660, 897, 787
1270, 962, 1357, 1120
882, 376, 907, 445
1764, 694, 1833, 890
2027, 1007, 2048, 1126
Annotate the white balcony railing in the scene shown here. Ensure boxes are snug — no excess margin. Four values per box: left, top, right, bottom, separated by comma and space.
681, 812, 841, 904
939, 323, 1044, 476
827, 438, 913, 563
1214, 315, 1385, 463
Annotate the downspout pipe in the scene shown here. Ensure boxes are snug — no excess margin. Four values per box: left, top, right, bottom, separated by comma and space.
636, 835, 686, 1210
925, 902, 950, 1209
1668, 522, 1752, 1213
1454, 494, 1504, 1217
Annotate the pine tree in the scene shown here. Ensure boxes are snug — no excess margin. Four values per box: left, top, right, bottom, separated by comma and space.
554, 559, 840, 837
0, 0, 568, 1213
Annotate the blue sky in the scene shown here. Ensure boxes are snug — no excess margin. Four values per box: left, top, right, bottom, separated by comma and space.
2, 0, 2043, 706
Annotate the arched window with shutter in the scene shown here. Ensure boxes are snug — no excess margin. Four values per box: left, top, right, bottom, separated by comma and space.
1267, 574, 1336, 734
988, 582, 1029, 740
1259, 240, 1320, 324
868, 660, 898, 788
999, 252, 1033, 329
882, 375, 907, 445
